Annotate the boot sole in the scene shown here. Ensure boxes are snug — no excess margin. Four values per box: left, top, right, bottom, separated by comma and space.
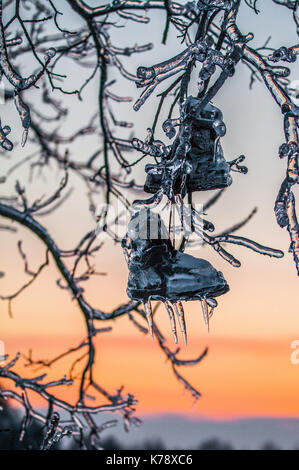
127, 283, 229, 302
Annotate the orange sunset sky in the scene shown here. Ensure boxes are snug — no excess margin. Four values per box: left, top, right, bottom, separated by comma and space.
1, 0, 299, 422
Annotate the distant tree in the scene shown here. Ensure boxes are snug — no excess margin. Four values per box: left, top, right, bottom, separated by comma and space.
0, 394, 61, 450
198, 437, 234, 450
142, 438, 166, 450
261, 441, 280, 450
100, 435, 123, 451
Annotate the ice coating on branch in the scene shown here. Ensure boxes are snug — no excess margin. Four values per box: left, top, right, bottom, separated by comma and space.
0, 0, 56, 151
44, 48, 56, 60
117, 9, 150, 23
133, 39, 231, 111
132, 137, 171, 157
268, 46, 298, 63
288, 80, 299, 107
275, 200, 289, 228
0, 120, 12, 151
174, 198, 284, 267
162, 118, 180, 139
6, 37, 22, 47
286, 191, 299, 275
14, 92, 31, 147
229, 155, 248, 174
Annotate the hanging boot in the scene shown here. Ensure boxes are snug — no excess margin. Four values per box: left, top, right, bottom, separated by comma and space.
144, 98, 233, 195
122, 209, 229, 342
186, 97, 232, 191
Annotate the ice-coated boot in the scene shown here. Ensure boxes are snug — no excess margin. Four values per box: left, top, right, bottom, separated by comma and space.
122, 209, 229, 343
144, 98, 232, 195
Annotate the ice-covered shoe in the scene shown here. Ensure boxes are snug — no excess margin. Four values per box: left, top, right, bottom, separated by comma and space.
144, 99, 232, 195
122, 210, 229, 343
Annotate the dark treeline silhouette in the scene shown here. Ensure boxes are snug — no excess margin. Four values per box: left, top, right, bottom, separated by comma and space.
0, 399, 60, 450
1, 400, 298, 450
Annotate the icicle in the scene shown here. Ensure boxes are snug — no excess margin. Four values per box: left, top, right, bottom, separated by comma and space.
164, 301, 178, 344
208, 307, 214, 323
143, 300, 154, 338
173, 300, 187, 344
200, 299, 209, 332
